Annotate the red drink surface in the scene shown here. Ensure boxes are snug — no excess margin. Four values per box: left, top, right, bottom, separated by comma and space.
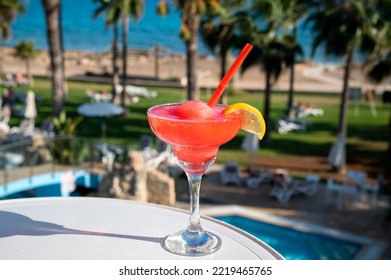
147, 102, 243, 163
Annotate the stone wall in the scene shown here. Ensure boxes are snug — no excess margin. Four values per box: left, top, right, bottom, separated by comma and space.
97, 150, 175, 206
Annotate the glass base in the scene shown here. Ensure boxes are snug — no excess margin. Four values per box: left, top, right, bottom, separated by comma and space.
162, 229, 222, 256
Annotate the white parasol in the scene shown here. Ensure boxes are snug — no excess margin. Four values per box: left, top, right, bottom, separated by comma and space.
241, 132, 259, 167
24, 90, 37, 127
77, 102, 124, 139
327, 132, 346, 171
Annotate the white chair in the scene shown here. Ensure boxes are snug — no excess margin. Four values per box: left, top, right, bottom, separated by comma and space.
220, 162, 242, 186
10, 119, 34, 136
144, 139, 173, 169
346, 170, 367, 186
360, 182, 379, 207
325, 178, 358, 210
359, 174, 382, 207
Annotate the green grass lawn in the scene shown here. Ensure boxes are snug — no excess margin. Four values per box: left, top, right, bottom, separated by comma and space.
5, 77, 390, 169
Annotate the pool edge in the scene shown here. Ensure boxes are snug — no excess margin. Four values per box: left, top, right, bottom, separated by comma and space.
201, 205, 387, 260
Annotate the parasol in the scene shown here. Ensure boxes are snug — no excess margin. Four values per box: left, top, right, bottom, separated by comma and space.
77, 102, 124, 140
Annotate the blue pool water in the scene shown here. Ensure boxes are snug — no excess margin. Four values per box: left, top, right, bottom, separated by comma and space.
215, 215, 363, 260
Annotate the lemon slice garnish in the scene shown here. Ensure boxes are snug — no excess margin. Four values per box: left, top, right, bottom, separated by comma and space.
222, 103, 266, 140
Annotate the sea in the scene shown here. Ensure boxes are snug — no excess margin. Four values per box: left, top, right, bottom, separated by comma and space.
5, 0, 348, 64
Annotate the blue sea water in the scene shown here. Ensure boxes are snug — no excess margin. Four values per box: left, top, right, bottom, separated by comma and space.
5, 0, 347, 64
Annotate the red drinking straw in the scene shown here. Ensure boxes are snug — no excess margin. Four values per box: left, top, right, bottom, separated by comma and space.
207, 43, 253, 107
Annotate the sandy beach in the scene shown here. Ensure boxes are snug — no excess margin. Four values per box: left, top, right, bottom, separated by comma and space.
1, 46, 387, 94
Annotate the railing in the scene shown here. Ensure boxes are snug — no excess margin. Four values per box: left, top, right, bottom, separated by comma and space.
0, 135, 128, 187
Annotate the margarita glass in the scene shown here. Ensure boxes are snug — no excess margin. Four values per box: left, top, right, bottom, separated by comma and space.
147, 101, 243, 256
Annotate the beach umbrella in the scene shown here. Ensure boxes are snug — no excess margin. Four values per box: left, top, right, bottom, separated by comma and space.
77, 102, 124, 140
24, 90, 37, 129
327, 132, 346, 171
241, 132, 259, 167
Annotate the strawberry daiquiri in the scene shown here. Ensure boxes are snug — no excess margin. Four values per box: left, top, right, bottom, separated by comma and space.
147, 100, 243, 256
147, 43, 265, 256
148, 100, 243, 169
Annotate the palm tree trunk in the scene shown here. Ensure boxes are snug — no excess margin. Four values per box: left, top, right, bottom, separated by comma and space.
334, 46, 353, 173
286, 27, 297, 118
339, 48, 353, 136
154, 44, 160, 80
42, 0, 65, 117
263, 71, 272, 144
185, 8, 200, 100
26, 60, 33, 87
111, 23, 119, 102
219, 49, 228, 105
286, 61, 295, 117
59, 0, 67, 98
121, 15, 128, 107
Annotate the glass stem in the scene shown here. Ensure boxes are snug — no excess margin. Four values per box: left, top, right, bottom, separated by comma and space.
186, 173, 203, 234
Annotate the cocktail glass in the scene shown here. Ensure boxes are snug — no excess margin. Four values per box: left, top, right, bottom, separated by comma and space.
147, 102, 243, 256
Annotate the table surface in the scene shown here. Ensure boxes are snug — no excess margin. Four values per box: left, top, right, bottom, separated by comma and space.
0, 197, 283, 260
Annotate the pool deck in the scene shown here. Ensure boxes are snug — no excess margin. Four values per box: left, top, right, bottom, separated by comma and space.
174, 167, 391, 260
1, 163, 390, 259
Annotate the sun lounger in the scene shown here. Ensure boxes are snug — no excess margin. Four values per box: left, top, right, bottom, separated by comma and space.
276, 119, 306, 134
85, 89, 111, 103
125, 85, 157, 98
269, 171, 320, 203
115, 84, 157, 99
297, 107, 324, 118
245, 169, 272, 189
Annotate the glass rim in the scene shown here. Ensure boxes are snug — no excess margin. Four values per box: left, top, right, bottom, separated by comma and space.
147, 102, 242, 123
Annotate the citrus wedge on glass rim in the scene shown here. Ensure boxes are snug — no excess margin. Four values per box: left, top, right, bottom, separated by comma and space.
222, 103, 266, 140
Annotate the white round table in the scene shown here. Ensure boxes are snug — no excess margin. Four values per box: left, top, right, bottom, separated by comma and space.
0, 197, 283, 260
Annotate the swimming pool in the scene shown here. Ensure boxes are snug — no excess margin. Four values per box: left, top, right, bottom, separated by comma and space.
203, 206, 385, 260
0, 170, 101, 199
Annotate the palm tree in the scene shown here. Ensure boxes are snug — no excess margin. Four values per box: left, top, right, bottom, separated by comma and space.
157, 0, 220, 100
93, 0, 121, 102
41, 0, 66, 117
366, 20, 391, 154
236, 5, 295, 144
0, 0, 25, 40
14, 40, 37, 87
367, 51, 391, 83
304, 0, 389, 171
253, 0, 306, 117
119, 0, 144, 107
241, 38, 291, 144
368, 50, 391, 155
94, 0, 144, 107
276, 0, 307, 117
200, 0, 247, 104
0, 0, 25, 72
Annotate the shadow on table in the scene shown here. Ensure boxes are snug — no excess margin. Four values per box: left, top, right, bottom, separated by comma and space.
0, 211, 163, 244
